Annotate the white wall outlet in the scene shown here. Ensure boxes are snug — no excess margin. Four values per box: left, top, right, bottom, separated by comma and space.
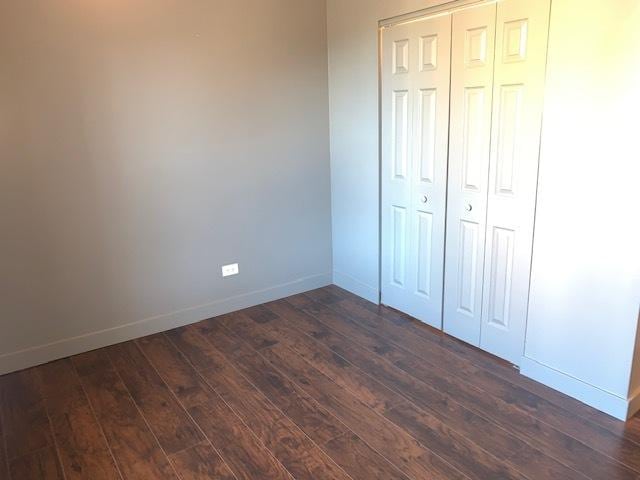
221, 263, 239, 277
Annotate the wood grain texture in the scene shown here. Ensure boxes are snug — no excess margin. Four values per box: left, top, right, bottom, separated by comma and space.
293, 292, 639, 480
136, 334, 214, 410
255, 302, 582, 480
190, 401, 291, 479
201, 366, 351, 480
328, 293, 640, 472
168, 444, 237, 480
204, 317, 469, 480
9, 447, 64, 480
72, 349, 178, 479
0, 414, 9, 480
1, 285, 638, 480
323, 283, 640, 447
136, 335, 238, 480
106, 341, 204, 455
192, 323, 412, 480
187, 391, 294, 480
0, 370, 53, 461
191, 324, 348, 446
257, 343, 472, 480
323, 433, 410, 480
243, 305, 404, 415
270, 298, 588, 480
148, 329, 294, 480
35, 360, 121, 480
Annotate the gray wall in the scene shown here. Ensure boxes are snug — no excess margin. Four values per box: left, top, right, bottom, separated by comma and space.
0, 0, 332, 373
327, 0, 446, 302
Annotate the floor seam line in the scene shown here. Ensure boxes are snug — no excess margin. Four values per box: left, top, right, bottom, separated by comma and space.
134, 337, 240, 480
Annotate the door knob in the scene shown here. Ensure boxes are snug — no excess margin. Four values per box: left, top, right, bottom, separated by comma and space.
465, 203, 473, 212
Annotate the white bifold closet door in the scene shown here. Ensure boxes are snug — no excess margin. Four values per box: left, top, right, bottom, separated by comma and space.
381, 14, 452, 328
442, 2, 497, 345
443, 0, 550, 364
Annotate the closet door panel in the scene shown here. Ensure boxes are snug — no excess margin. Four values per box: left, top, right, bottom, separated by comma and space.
382, 15, 451, 328
408, 14, 452, 327
480, 0, 551, 365
443, 3, 496, 345
382, 22, 412, 310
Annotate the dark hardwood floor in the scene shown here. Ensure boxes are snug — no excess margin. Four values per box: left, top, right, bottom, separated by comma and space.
1, 285, 639, 479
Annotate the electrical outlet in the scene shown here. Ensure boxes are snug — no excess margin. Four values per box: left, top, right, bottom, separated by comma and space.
222, 263, 239, 277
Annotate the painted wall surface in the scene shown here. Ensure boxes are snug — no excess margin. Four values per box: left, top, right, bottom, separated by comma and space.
524, 0, 640, 400
0, 0, 332, 372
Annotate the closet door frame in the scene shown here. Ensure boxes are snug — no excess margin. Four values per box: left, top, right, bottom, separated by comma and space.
380, 0, 496, 29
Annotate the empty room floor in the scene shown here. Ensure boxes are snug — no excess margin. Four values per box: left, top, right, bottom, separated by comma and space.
1, 286, 639, 480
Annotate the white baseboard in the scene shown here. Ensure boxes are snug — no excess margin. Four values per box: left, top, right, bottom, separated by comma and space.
627, 386, 640, 420
333, 270, 379, 304
0, 273, 331, 376
520, 356, 633, 420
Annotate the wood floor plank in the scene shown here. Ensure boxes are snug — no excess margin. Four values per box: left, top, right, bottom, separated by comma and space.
0, 370, 53, 461
228, 312, 535, 480
258, 302, 584, 479
136, 334, 213, 410
179, 323, 349, 446
326, 284, 637, 435
9, 447, 64, 480
188, 400, 294, 480
72, 349, 178, 479
0, 413, 9, 480
2, 286, 638, 480
262, 341, 524, 480
334, 292, 636, 442
243, 305, 405, 414
282, 295, 636, 480
150, 323, 350, 480
106, 341, 204, 455
168, 444, 236, 480
135, 335, 239, 479
189, 323, 410, 480
46, 388, 122, 480
32, 359, 121, 480
380, 300, 640, 446
147, 329, 295, 480
318, 291, 640, 474
324, 284, 640, 447
204, 316, 471, 480
323, 433, 410, 480
199, 358, 353, 480
195, 320, 343, 445
298, 293, 640, 480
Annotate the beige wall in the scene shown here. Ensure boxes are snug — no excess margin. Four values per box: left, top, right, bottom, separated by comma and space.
0, 0, 332, 372
524, 0, 640, 407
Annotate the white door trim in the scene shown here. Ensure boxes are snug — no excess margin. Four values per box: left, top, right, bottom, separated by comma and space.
380, 0, 496, 29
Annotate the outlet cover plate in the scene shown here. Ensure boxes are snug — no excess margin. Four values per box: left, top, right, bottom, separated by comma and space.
222, 263, 239, 277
